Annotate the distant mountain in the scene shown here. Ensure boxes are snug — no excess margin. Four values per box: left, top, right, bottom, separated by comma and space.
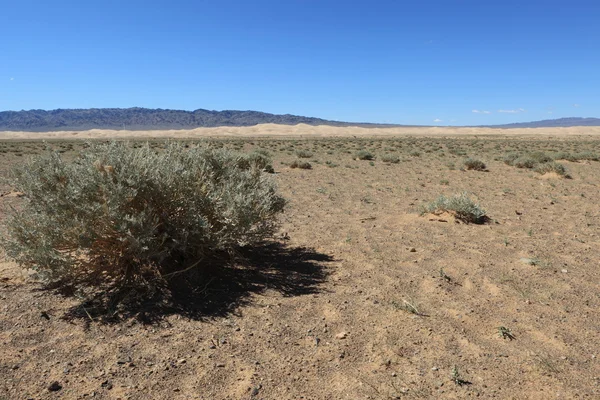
490, 117, 600, 128
0, 108, 598, 131
0, 108, 393, 131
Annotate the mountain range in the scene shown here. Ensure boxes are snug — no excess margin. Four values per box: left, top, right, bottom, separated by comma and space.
0, 108, 598, 131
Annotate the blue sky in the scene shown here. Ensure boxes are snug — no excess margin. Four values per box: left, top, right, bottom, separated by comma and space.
1, 0, 598, 125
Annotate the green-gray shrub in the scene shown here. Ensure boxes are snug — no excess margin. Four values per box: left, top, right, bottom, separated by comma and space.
534, 161, 570, 177
421, 193, 487, 224
1, 142, 286, 286
503, 152, 520, 165
381, 154, 401, 164
513, 156, 537, 169
463, 158, 486, 171
295, 150, 313, 158
530, 152, 553, 164
356, 150, 374, 160
238, 150, 274, 173
574, 151, 599, 161
552, 151, 577, 162
290, 160, 312, 169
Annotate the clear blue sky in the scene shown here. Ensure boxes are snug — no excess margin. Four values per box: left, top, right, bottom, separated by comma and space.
1, 0, 598, 125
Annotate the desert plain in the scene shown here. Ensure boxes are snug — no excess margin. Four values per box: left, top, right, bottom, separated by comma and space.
1, 124, 600, 399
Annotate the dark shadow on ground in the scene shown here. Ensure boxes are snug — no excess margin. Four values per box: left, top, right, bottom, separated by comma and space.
60, 242, 333, 325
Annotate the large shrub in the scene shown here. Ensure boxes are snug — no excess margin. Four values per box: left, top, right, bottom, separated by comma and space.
1, 142, 286, 286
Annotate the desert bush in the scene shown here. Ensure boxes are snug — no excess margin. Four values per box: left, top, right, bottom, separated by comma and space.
463, 158, 486, 171
295, 150, 313, 158
289, 160, 312, 169
530, 151, 553, 164
381, 154, 401, 164
356, 150, 374, 160
552, 151, 578, 162
534, 161, 570, 177
1, 142, 286, 286
503, 152, 520, 165
421, 193, 488, 224
512, 156, 537, 169
574, 151, 599, 161
237, 150, 275, 173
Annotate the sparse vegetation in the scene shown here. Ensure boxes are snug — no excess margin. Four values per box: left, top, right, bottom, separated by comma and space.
451, 366, 471, 386
498, 326, 516, 340
393, 298, 423, 315
2, 134, 599, 398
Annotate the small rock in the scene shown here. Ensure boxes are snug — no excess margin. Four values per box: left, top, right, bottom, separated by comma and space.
335, 332, 348, 339
561, 269, 568, 273
216, 363, 226, 368
250, 384, 262, 396
431, 366, 439, 371
409, 248, 416, 252
48, 381, 62, 392
116, 356, 132, 365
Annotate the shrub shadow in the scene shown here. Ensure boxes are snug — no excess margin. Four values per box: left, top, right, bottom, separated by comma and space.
61, 242, 333, 325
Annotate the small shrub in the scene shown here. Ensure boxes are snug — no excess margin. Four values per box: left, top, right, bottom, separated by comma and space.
513, 156, 537, 169
552, 151, 577, 162
574, 151, 599, 161
290, 160, 312, 169
295, 150, 313, 158
534, 161, 570, 177
381, 154, 401, 164
242, 150, 275, 173
355, 150, 374, 160
503, 152, 520, 165
421, 193, 488, 224
1, 142, 286, 287
498, 326, 516, 340
463, 158, 486, 171
530, 152, 553, 164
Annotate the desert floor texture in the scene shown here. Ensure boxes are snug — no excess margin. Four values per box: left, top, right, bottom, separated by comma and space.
1, 125, 600, 399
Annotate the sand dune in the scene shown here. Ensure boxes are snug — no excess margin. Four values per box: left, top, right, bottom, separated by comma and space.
1, 123, 600, 140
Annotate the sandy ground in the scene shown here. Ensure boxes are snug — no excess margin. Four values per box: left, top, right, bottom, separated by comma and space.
1, 135, 600, 399
1, 123, 600, 140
